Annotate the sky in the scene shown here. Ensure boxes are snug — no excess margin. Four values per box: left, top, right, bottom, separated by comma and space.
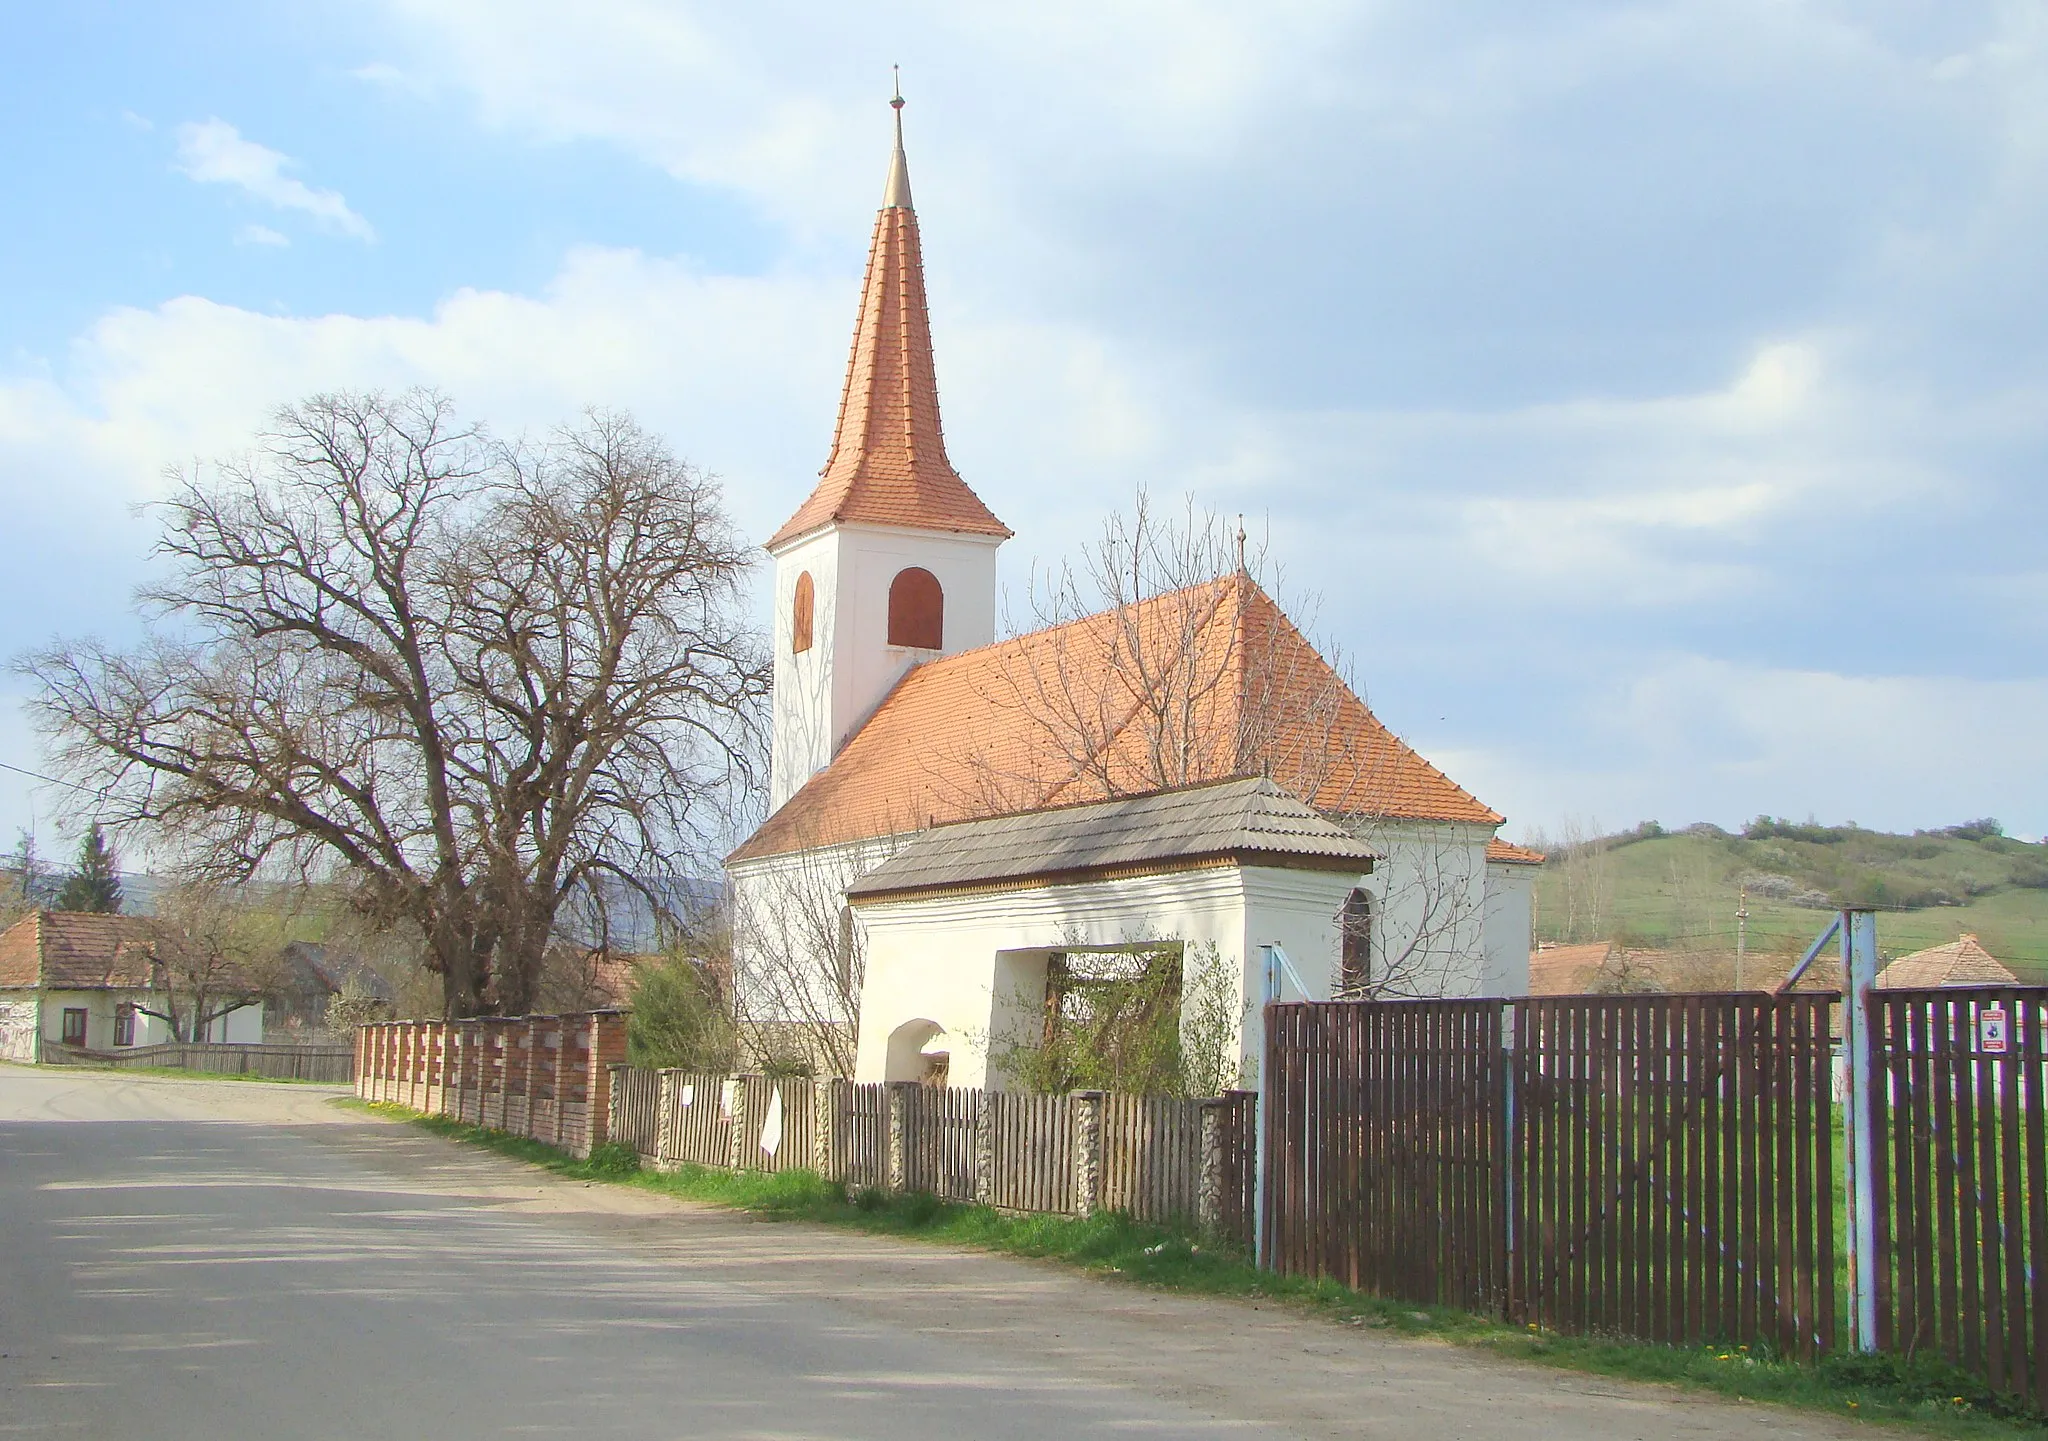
1, 0, 2044, 861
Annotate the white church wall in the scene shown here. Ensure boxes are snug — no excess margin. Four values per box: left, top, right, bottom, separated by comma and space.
1481, 863, 1537, 996
767, 528, 841, 812
729, 836, 900, 1032
767, 520, 1001, 812
1233, 864, 1371, 1088
1349, 820, 1494, 998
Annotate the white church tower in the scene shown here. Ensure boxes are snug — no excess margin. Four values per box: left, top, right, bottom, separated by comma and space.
765, 91, 1011, 813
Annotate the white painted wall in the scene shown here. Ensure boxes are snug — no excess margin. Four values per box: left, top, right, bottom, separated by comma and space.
852, 862, 1364, 1090
1345, 820, 1494, 998
32, 990, 262, 1051
767, 519, 1002, 811
1481, 863, 1537, 996
0, 996, 35, 1062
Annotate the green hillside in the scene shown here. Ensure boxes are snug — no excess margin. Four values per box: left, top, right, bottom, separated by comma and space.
1528, 819, 2048, 984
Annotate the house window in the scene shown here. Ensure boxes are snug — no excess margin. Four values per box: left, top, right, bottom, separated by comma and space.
114, 1004, 135, 1047
887, 567, 943, 649
1339, 888, 1373, 996
61, 1008, 88, 1047
791, 571, 815, 654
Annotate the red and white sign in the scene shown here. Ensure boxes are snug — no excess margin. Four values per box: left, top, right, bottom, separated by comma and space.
1979, 1006, 2010, 1055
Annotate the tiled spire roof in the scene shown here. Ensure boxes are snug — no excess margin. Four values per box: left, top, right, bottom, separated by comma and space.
766, 93, 1010, 552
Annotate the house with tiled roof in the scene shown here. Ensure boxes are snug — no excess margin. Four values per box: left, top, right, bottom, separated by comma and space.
726, 95, 1541, 1087
0, 910, 264, 1063
1876, 934, 2018, 990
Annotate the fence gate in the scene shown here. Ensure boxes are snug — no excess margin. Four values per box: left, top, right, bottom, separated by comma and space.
1262, 1000, 1506, 1311
1868, 987, 2048, 1412
1510, 994, 1836, 1359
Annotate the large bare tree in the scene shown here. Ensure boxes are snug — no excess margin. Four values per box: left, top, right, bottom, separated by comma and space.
22, 391, 767, 1017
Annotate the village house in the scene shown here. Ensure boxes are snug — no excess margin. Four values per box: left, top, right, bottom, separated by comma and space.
0, 910, 263, 1063
725, 98, 1541, 1088
1875, 932, 2018, 989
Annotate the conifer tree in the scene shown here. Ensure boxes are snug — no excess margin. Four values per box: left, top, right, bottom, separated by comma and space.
56, 823, 122, 913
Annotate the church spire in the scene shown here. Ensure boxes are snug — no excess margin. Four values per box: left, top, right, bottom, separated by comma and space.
766, 81, 1009, 552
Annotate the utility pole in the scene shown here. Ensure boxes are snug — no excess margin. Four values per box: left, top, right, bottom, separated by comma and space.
1735, 884, 1749, 990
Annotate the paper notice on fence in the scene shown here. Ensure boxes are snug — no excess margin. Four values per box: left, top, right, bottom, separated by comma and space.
759, 1085, 784, 1158
720, 1081, 736, 1118
679, 1083, 695, 1108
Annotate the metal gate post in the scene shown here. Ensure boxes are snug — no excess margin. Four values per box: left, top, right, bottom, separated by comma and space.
1839, 907, 1881, 1352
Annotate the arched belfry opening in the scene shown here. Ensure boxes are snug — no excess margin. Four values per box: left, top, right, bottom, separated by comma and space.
791, 571, 815, 654
888, 567, 943, 649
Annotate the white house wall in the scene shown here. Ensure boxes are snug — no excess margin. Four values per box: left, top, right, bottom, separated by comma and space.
0, 996, 35, 1062
29, 990, 262, 1053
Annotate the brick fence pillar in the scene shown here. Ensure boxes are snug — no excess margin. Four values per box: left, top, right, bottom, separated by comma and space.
584, 1011, 627, 1157
1071, 1090, 1105, 1218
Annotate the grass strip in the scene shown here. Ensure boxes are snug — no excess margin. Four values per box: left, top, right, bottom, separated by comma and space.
343, 1098, 2047, 1440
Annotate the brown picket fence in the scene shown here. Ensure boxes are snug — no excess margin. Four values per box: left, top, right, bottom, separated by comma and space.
1869, 987, 2048, 1413
985, 1091, 1077, 1212
1264, 993, 1838, 1360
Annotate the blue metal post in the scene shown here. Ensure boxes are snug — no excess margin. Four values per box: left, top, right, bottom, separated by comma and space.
1839, 907, 1881, 1351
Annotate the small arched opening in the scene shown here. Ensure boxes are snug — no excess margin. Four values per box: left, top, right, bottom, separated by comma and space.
1339, 887, 1374, 996
887, 567, 943, 649
791, 571, 815, 654
885, 1017, 949, 1086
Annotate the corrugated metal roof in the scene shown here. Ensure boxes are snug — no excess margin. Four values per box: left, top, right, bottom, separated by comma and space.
845, 776, 1377, 902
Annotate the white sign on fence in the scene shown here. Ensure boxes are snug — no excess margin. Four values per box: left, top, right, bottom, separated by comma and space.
679, 1083, 695, 1107
759, 1085, 784, 1158
1979, 1006, 2009, 1055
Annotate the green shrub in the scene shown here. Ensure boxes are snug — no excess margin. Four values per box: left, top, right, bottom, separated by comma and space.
626, 954, 736, 1072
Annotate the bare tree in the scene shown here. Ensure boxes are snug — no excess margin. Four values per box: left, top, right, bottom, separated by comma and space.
1552, 818, 1617, 945
21, 392, 768, 1018
956, 489, 1490, 998
136, 881, 286, 1044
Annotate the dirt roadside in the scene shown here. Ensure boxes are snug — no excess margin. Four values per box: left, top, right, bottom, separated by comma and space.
275, 1094, 1896, 1441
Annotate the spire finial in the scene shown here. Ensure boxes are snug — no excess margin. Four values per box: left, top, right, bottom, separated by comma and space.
1235, 515, 1248, 573
882, 67, 913, 210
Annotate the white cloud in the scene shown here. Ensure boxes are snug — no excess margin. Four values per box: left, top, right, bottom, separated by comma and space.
1447, 657, 2048, 840
174, 118, 376, 241
235, 224, 290, 248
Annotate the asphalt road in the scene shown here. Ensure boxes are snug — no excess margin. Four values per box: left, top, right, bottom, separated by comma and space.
0, 1068, 1882, 1440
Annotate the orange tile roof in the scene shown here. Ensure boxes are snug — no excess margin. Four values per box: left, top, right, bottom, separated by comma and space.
1876, 934, 2017, 989
1487, 839, 1547, 865
766, 124, 1009, 551
0, 911, 160, 990
732, 575, 1501, 863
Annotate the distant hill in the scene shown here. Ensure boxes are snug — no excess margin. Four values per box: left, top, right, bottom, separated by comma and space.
1525, 818, 2048, 985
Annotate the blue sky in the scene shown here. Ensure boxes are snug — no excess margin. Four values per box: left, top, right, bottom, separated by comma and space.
2, 0, 2044, 860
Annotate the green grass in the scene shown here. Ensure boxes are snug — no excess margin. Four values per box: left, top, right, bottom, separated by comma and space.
1534, 829, 2048, 980
343, 1098, 2047, 1438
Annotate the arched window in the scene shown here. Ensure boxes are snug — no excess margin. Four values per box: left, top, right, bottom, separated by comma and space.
1339, 888, 1373, 996
791, 571, 814, 654
887, 567, 943, 649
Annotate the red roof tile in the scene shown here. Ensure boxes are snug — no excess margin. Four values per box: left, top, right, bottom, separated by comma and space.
732, 575, 1501, 863
766, 122, 1008, 551
1487, 839, 1547, 865
0, 911, 160, 990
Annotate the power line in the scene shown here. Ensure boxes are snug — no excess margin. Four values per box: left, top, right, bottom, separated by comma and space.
0, 760, 113, 800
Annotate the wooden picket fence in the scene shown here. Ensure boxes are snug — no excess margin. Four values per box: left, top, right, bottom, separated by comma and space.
1264, 993, 1839, 1361
39, 1040, 353, 1083
610, 1067, 1257, 1244
1869, 987, 2048, 1413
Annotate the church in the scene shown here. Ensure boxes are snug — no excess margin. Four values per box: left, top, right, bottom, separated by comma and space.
725, 95, 1539, 1089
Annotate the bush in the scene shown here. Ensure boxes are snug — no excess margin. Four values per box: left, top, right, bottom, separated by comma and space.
626, 954, 736, 1072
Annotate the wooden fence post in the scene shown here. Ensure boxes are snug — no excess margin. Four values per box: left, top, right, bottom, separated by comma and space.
1071, 1090, 1105, 1218
887, 1082, 915, 1193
